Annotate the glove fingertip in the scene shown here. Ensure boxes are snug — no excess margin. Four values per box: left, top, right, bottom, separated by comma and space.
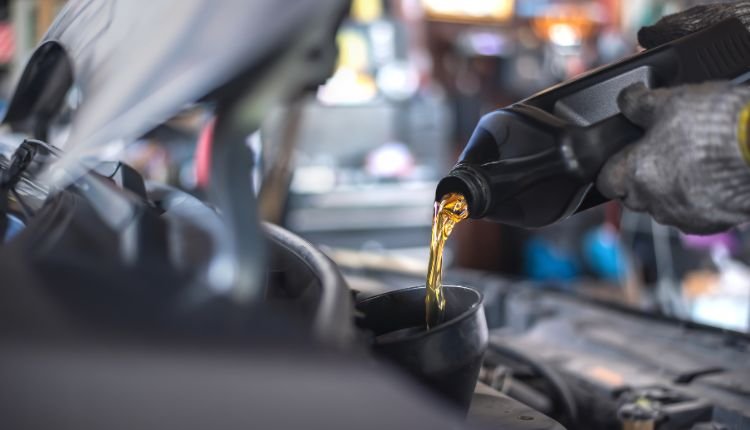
637, 3, 723, 48
637, 25, 672, 49
596, 147, 632, 201
617, 83, 654, 127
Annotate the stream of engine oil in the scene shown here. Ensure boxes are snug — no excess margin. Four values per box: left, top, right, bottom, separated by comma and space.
425, 192, 468, 329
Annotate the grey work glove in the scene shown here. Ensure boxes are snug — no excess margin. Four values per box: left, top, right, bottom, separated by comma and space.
596, 82, 750, 234
637, 2, 750, 49
595, 2, 750, 234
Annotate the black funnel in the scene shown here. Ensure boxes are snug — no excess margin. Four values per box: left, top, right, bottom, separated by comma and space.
356, 285, 488, 413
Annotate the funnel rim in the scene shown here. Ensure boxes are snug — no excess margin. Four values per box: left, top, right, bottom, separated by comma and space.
356, 285, 484, 345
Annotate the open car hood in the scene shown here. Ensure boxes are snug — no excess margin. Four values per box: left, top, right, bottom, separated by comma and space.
4, 0, 346, 186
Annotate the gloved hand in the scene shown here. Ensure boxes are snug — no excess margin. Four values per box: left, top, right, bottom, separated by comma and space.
596, 3, 750, 234
596, 82, 750, 234
636, 2, 750, 48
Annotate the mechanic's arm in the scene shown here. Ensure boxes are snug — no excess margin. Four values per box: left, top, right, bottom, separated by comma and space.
596, 2, 750, 234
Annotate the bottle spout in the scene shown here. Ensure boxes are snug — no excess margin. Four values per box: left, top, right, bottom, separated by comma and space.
435, 165, 490, 219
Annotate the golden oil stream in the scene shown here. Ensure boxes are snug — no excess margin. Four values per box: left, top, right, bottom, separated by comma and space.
425, 192, 468, 329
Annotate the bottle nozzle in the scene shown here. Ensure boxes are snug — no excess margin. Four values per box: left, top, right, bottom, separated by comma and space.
435, 166, 490, 219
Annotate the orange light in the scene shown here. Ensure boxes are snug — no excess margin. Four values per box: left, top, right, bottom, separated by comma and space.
532, 5, 597, 46
421, 0, 514, 24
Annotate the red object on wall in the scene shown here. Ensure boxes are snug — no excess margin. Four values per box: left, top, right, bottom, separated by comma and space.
0, 22, 15, 64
